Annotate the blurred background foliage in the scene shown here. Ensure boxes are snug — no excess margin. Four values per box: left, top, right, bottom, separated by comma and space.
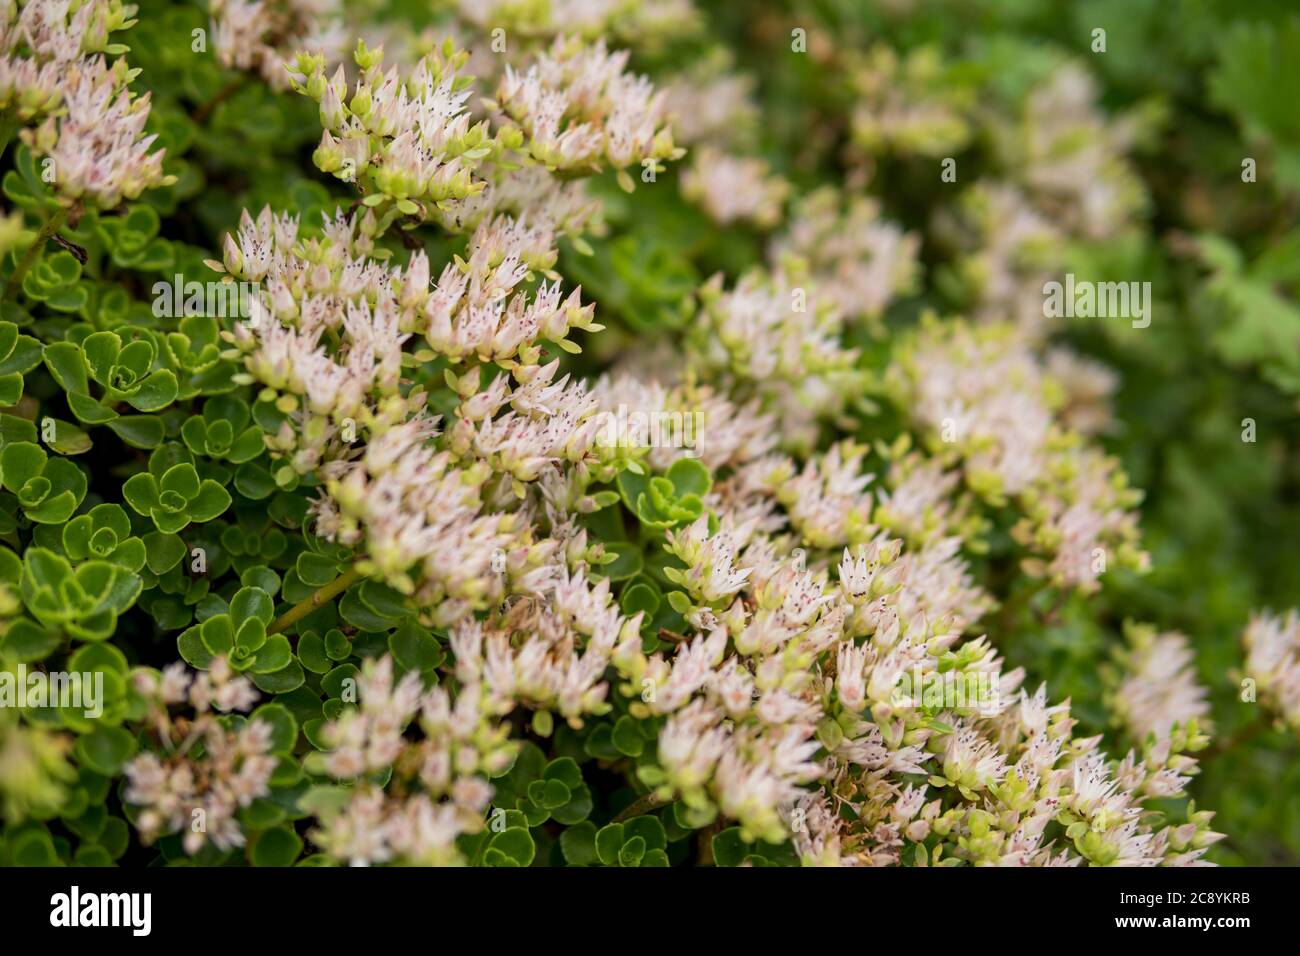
691, 0, 1300, 865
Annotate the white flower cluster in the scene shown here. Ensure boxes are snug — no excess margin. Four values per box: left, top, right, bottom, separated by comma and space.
0, 0, 135, 120
934, 181, 1064, 339
308, 655, 511, 866
210, 0, 348, 90
681, 146, 788, 229
891, 319, 1147, 591
773, 188, 921, 325
603, 450, 1217, 862
219, 196, 648, 625
692, 265, 865, 452
992, 64, 1148, 242
124, 658, 275, 854
455, 0, 701, 46
1109, 624, 1211, 743
1241, 610, 1300, 731
492, 36, 683, 181
661, 53, 758, 150
0, 0, 173, 208
291, 39, 497, 217
848, 44, 973, 158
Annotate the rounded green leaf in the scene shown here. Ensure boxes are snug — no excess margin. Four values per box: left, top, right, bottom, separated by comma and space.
187, 480, 231, 522
247, 825, 304, 867
485, 827, 535, 867
250, 703, 299, 755
560, 821, 598, 865
74, 726, 137, 776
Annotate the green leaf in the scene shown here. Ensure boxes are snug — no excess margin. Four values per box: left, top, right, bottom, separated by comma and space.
68, 392, 118, 425
0, 372, 21, 405
550, 785, 593, 825
43, 418, 91, 456
74, 726, 137, 776
159, 462, 200, 499
583, 724, 620, 761
230, 586, 274, 625
106, 415, 164, 448
185, 486, 231, 522
665, 590, 692, 614
143, 531, 186, 574
200, 614, 234, 655
178, 625, 214, 669
249, 633, 292, 673
324, 631, 353, 662
126, 369, 179, 412
296, 552, 340, 587
240, 565, 280, 598
227, 427, 265, 463
357, 579, 409, 620
618, 835, 646, 867
388, 620, 443, 673
297, 631, 331, 674
0, 441, 46, 492
601, 541, 643, 581
2, 618, 60, 661
82, 331, 121, 383
538, 778, 571, 809
665, 457, 712, 498
250, 703, 299, 755
234, 460, 276, 499
122, 473, 159, 514
9, 829, 59, 866
711, 827, 748, 867
624, 816, 667, 852
247, 825, 304, 867
542, 757, 583, 789
338, 586, 398, 632
559, 821, 598, 865
485, 827, 535, 867
620, 581, 661, 618
250, 660, 305, 694
612, 716, 645, 757
43, 341, 89, 394
235, 617, 267, 653
1211, 20, 1300, 152
595, 823, 625, 866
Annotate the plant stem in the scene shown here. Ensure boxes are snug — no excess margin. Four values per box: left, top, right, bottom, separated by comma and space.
5, 205, 67, 300
611, 791, 667, 823
52, 233, 87, 263
267, 564, 364, 636
696, 824, 717, 866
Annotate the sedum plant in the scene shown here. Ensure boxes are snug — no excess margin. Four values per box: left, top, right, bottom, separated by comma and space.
0, 0, 1296, 869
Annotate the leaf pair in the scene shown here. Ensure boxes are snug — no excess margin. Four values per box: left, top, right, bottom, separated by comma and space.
20, 548, 142, 641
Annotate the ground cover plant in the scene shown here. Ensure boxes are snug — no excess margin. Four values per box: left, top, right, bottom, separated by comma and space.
0, 0, 1298, 868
